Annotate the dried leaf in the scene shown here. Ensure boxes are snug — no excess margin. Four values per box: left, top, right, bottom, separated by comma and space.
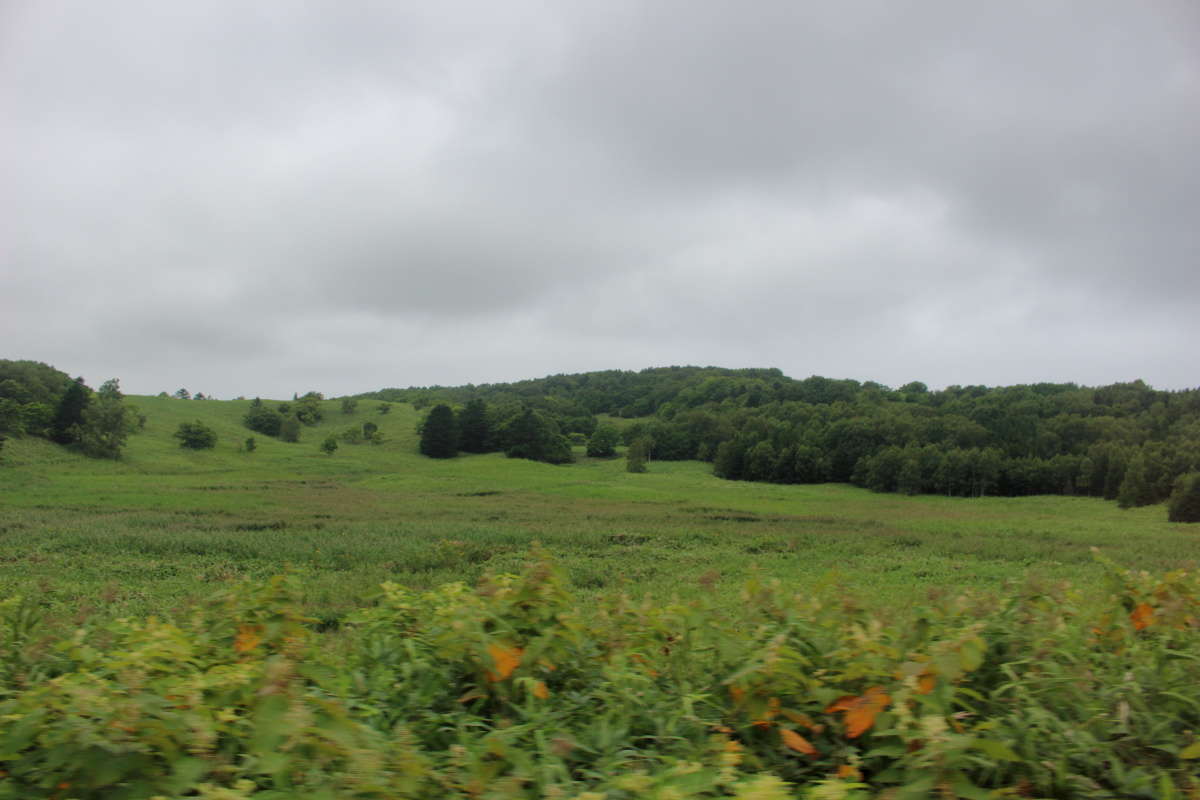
917, 674, 936, 695
234, 624, 263, 653
825, 686, 891, 738
485, 643, 524, 682
1130, 603, 1155, 631
780, 728, 817, 756
532, 680, 549, 700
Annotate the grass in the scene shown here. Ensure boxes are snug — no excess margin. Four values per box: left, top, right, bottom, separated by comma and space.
1, 395, 1195, 623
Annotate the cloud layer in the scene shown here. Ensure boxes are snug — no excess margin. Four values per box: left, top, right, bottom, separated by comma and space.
3, 1, 1197, 397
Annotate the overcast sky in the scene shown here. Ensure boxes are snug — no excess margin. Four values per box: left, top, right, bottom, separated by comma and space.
3, 2, 1197, 399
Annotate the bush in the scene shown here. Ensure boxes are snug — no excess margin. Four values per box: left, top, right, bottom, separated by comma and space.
243, 403, 283, 437
587, 424, 621, 458
174, 420, 217, 449
1168, 472, 1200, 522
320, 435, 338, 455
279, 416, 301, 443
244, 437, 256, 452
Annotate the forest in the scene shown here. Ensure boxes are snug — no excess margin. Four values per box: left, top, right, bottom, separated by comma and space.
367, 366, 1200, 512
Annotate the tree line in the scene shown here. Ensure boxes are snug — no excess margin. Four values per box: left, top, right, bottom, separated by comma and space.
373, 367, 1200, 516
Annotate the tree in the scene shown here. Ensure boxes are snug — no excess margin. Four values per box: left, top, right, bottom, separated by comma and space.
77, 397, 135, 459
51, 378, 91, 444
320, 435, 339, 455
419, 404, 458, 458
377, 403, 391, 415
1167, 473, 1200, 522
500, 408, 572, 464
294, 392, 324, 426
173, 388, 191, 400
586, 424, 620, 458
456, 399, 491, 453
98, 378, 123, 401
1118, 453, 1155, 508
244, 437, 256, 452
341, 397, 358, 415
243, 405, 283, 437
174, 420, 217, 449
626, 437, 650, 473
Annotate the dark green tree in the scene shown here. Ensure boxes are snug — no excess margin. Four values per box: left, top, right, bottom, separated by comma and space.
377, 403, 391, 415
243, 405, 283, 437
51, 378, 91, 444
1168, 473, 1200, 522
341, 397, 358, 415
174, 420, 217, 449
1118, 453, 1155, 509
586, 424, 620, 458
456, 399, 491, 453
419, 404, 458, 458
244, 437, 256, 452
320, 435, 339, 455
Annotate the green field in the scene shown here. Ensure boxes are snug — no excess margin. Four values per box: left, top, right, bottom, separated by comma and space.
1, 395, 1193, 623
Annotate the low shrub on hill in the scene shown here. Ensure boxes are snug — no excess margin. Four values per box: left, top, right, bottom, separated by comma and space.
1, 552, 1197, 798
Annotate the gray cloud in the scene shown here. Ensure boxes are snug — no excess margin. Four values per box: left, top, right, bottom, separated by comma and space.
2, 1, 1196, 397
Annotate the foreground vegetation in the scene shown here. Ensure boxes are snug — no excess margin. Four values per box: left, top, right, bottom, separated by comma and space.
2, 551, 1198, 799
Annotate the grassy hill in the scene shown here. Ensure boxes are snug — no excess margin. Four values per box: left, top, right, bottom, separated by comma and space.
1, 394, 1194, 623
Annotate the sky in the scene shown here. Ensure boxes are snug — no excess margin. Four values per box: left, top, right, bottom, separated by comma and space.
2, 2, 1198, 399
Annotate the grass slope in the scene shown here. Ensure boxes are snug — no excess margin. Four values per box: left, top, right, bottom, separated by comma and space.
1, 395, 1195, 623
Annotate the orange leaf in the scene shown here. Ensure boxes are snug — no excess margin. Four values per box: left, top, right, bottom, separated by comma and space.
917, 674, 936, 695
234, 624, 262, 653
781, 728, 817, 756
485, 643, 523, 682
532, 680, 549, 699
1130, 603, 1155, 631
837, 764, 861, 780
825, 686, 891, 738
729, 685, 745, 703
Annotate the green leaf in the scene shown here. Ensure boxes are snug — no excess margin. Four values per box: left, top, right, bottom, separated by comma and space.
970, 737, 1020, 762
1180, 741, 1200, 759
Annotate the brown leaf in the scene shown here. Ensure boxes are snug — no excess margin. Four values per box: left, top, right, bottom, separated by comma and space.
1130, 603, 1155, 631
780, 728, 817, 756
532, 680, 549, 699
234, 624, 262, 653
485, 643, 524, 682
825, 686, 891, 738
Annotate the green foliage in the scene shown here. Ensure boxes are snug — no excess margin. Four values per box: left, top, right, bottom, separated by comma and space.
499, 408, 573, 464
377, 402, 391, 415
279, 416, 301, 443
320, 435, 338, 455
174, 420, 218, 450
2, 556, 1198, 798
419, 404, 459, 458
456, 398, 491, 453
627, 437, 650, 473
51, 377, 91, 444
340, 397, 358, 415
173, 388, 191, 400
1168, 473, 1200, 523
243, 402, 283, 437
586, 423, 620, 458
294, 392, 324, 426
77, 397, 136, 459
244, 437, 256, 453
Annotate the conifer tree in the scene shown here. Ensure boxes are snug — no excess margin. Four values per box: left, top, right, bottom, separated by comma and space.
419, 404, 458, 458
457, 398, 491, 453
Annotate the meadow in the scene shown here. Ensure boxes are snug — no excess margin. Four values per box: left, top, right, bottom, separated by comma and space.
4, 396, 1200, 798
0, 395, 1193, 623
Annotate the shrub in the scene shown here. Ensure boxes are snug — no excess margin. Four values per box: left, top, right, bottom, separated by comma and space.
1168, 472, 1200, 522
320, 435, 338, 455
174, 420, 217, 449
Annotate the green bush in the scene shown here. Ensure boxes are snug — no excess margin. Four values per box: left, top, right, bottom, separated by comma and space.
1168, 472, 1200, 522
173, 420, 217, 449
